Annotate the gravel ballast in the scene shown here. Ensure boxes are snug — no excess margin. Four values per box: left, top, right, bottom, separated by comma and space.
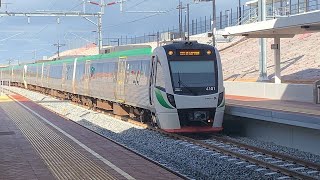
6, 86, 320, 179
224, 135, 320, 164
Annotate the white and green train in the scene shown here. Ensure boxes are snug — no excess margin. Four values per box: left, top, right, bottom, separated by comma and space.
0, 41, 225, 133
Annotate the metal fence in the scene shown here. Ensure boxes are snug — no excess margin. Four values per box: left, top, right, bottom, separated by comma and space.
69, 0, 320, 48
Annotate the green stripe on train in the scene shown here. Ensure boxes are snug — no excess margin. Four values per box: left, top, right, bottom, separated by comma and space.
43, 47, 152, 65
155, 88, 173, 109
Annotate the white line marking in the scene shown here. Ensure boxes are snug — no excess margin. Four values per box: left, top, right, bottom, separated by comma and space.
290, 167, 305, 171
245, 165, 256, 168
238, 149, 247, 152
307, 170, 318, 174
10, 95, 136, 180
269, 160, 283, 164
235, 161, 246, 165
265, 172, 277, 176
252, 154, 264, 158
218, 156, 228, 159
279, 163, 294, 167
264, 157, 274, 160
277, 176, 290, 180
255, 168, 267, 172
211, 153, 221, 156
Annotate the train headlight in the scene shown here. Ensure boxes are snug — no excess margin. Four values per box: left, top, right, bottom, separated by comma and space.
166, 93, 176, 108
206, 50, 212, 55
218, 92, 225, 107
168, 50, 174, 56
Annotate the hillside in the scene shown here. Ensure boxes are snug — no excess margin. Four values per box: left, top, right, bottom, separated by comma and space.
219, 32, 320, 83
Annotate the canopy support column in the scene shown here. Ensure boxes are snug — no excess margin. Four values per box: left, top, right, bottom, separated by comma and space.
258, 0, 268, 81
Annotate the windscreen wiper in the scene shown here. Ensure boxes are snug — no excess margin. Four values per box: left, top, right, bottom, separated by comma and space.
177, 72, 197, 96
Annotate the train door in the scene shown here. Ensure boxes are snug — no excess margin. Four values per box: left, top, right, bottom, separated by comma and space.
36, 65, 39, 85
46, 65, 50, 88
23, 65, 27, 88
62, 63, 67, 91
40, 63, 44, 87
149, 56, 157, 107
11, 68, 14, 83
72, 58, 78, 94
115, 57, 127, 102
84, 60, 91, 95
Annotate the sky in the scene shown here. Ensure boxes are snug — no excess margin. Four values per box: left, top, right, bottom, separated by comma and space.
0, 0, 241, 64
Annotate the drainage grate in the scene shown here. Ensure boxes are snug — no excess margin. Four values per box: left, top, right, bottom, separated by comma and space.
0, 131, 15, 136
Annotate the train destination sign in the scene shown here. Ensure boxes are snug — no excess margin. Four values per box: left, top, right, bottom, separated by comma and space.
178, 50, 201, 56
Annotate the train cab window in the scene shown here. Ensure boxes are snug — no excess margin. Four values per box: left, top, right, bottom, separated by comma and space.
169, 60, 217, 96
155, 60, 165, 91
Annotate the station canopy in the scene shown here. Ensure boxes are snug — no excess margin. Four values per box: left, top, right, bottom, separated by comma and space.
245, 0, 290, 6
223, 10, 320, 38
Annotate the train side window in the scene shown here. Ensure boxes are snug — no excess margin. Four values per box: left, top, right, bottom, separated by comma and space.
155, 60, 165, 91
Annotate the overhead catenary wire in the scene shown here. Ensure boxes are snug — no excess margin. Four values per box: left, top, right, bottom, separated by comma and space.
105, 7, 176, 29
126, 0, 150, 10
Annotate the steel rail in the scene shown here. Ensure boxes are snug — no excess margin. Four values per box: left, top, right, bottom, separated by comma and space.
211, 135, 320, 171
175, 135, 317, 180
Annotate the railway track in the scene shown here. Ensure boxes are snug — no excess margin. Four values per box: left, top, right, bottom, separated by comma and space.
5, 86, 320, 179
179, 134, 320, 180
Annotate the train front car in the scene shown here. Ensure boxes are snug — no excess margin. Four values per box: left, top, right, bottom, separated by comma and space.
151, 41, 225, 133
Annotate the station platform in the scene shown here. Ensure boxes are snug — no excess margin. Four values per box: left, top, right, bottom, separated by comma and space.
225, 95, 320, 130
0, 94, 182, 180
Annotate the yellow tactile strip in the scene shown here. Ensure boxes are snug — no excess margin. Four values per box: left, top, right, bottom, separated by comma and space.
0, 95, 12, 102
1, 99, 117, 180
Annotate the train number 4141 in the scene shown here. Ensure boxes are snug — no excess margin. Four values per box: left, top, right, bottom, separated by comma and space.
206, 87, 214, 91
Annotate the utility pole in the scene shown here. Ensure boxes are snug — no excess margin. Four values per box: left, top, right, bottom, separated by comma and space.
32, 49, 37, 60
212, 0, 216, 47
187, 4, 190, 40
98, 13, 103, 52
177, 1, 186, 40
178, 0, 181, 39
193, 0, 216, 46
87, 0, 107, 53
53, 41, 66, 59
82, 0, 86, 13
239, 0, 242, 25
0, 1, 12, 9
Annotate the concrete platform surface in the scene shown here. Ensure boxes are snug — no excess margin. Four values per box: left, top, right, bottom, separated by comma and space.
226, 95, 320, 130
0, 95, 182, 180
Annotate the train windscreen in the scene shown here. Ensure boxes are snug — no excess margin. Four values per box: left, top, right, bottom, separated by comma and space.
169, 60, 217, 96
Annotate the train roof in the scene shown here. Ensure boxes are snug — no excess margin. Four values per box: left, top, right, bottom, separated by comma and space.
1, 47, 152, 69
